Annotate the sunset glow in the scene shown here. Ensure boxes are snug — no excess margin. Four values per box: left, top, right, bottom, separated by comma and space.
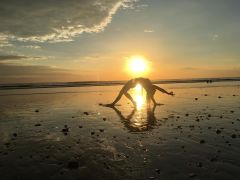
128, 56, 149, 77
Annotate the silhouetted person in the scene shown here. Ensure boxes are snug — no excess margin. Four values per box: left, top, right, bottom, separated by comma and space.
106, 77, 174, 107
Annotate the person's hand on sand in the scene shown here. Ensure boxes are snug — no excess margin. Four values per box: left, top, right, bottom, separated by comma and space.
155, 103, 164, 106
104, 103, 115, 107
103, 103, 122, 107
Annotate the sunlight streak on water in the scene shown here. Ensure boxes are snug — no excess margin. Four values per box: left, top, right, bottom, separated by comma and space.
133, 84, 146, 110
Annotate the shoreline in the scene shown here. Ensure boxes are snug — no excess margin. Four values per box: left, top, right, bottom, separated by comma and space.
0, 77, 240, 90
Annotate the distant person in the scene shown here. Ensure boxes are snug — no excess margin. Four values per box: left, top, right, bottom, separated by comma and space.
106, 77, 174, 107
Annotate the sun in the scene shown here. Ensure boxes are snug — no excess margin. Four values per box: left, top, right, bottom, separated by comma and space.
129, 56, 147, 74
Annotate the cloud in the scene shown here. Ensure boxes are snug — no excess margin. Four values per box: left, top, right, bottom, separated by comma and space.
0, 54, 52, 62
212, 34, 219, 41
22, 45, 41, 49
0, 63, 93, 83
0, 63, 71, 83
0, 63, 68, 76
0, 33, 12, 47
144, 30, 154, 33
0, 55, 26, 61
0, 0, 136, 45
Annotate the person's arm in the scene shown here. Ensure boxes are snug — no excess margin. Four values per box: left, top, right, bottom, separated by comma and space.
153, 85, 174, 96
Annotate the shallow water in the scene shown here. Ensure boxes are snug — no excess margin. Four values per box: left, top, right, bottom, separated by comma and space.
0, 82, 240, 180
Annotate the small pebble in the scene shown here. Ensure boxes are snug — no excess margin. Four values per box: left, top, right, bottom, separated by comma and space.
62, 128, 69, 132
155, 169, 161, 174
210, 157, 218, 162
83, 112, 89, 115
200, 140, 205, 144
196, 162, 203, 167
188, 173, 197, 178
231, 134, 236, 138
67, 161, 79, 169
4, 142, 10, 146
35, 109, 39, 112
35, 123, 41, 126
216, 129, 221, 134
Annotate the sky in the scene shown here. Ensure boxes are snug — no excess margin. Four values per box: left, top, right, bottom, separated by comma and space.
0, 0, 239, 83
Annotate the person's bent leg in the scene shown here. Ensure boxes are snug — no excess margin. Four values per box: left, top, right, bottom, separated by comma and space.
150, 92, 164, 106
150, 95, 157, 105
124, 92, 136, 107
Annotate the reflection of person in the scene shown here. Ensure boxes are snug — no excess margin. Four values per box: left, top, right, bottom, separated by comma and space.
106, 77, 174, 107
108, 104, 158, 132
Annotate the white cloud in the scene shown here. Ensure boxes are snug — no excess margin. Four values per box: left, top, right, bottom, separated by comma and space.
212, 34, 219, 41
0, 0, 136, 44
144, 30, 154, 33
0, 33, 12, 47
22, 45, 41, 49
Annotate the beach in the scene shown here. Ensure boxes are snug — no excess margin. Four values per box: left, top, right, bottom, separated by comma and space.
0, 81, 239, 180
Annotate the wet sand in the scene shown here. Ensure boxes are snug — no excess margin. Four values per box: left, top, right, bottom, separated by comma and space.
0, 82, 239, 180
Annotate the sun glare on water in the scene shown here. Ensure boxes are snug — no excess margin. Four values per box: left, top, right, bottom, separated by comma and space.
133, 84, 145, 110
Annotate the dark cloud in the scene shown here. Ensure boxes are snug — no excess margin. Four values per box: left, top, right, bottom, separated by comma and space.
0, 0, 135, 44
0, 55, 26, 61
0, 63, 68, 76
0, 63, 77, 83
0, 55, 48, 62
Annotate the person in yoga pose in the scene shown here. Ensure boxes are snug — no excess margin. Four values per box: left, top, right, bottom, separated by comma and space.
106, 77, 174, 107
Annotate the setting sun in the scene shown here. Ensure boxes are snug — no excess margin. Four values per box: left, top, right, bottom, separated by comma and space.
129, 56, 147, 73
127, 56, 150, 77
